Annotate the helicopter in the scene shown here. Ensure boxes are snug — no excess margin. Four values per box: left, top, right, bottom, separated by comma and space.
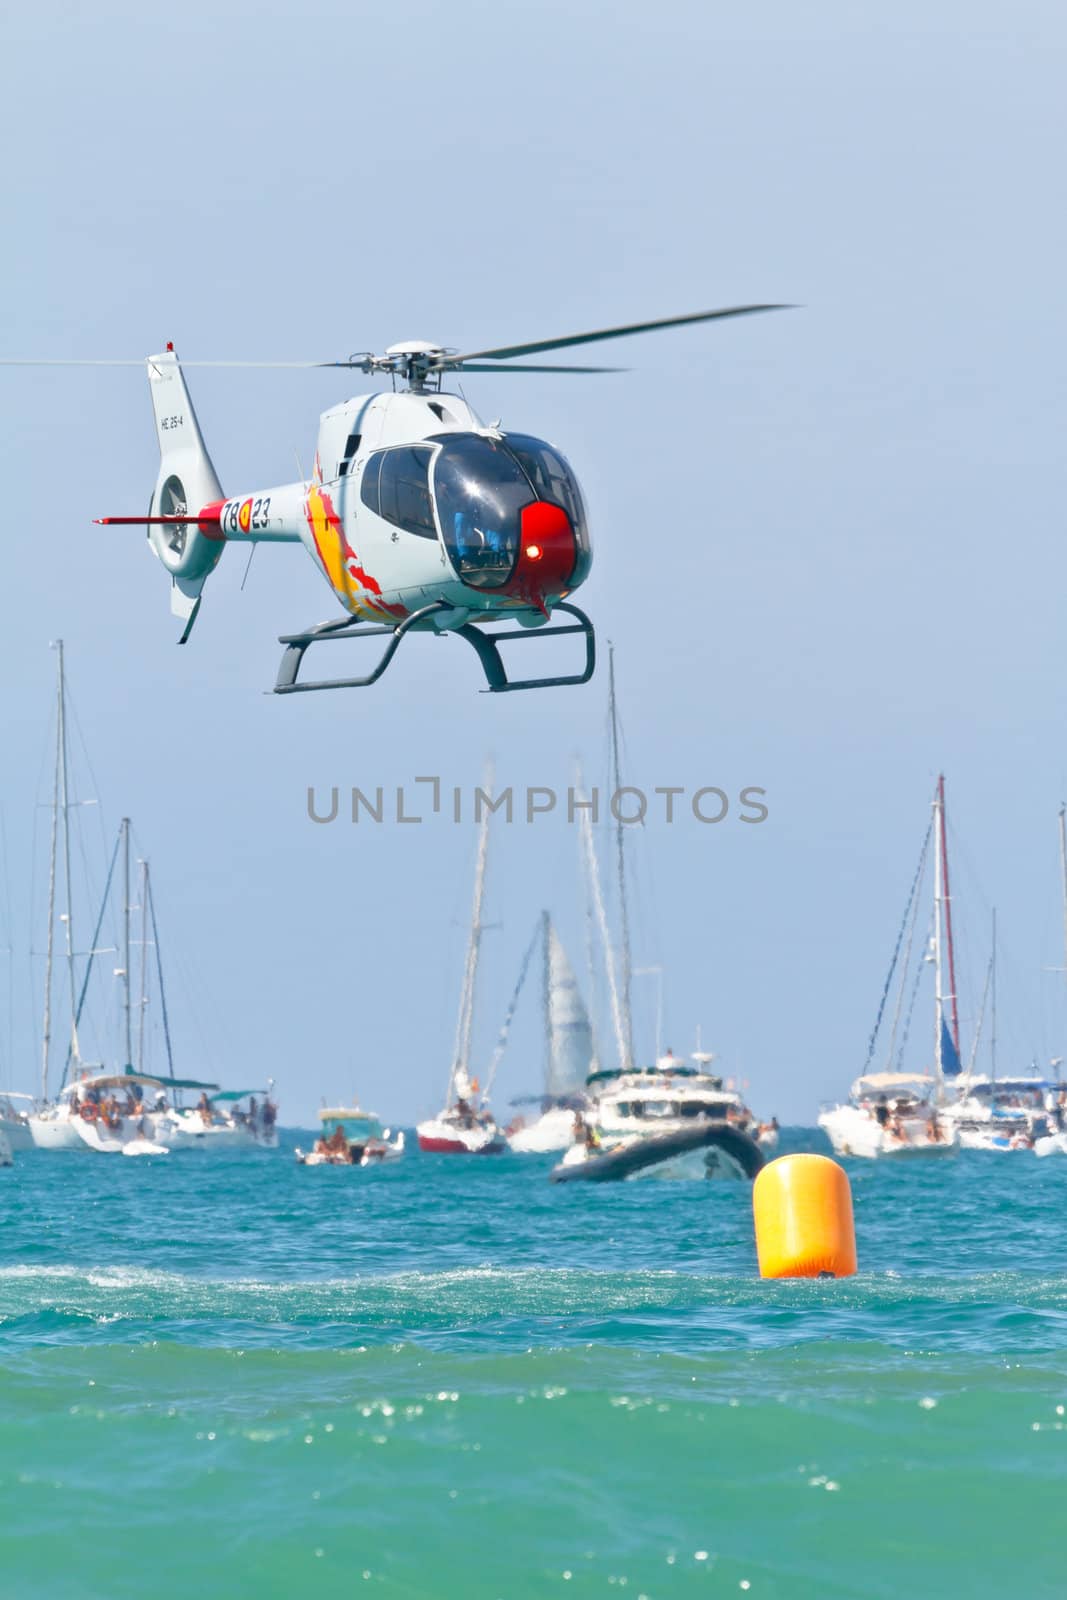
10, 306, 784, 694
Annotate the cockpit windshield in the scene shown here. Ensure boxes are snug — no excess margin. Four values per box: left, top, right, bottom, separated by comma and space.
431, 433, 589, 590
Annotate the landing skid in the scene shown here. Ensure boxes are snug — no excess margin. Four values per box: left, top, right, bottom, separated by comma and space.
274, 601, 596, 695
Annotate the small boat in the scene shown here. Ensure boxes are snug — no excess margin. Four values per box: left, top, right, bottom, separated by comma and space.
296, 1103, 404, 1166
550, 1121, 765, 1183
417, 781, 507, 1155
0, 1093, 36, 1153
121, 1137, 170, 1157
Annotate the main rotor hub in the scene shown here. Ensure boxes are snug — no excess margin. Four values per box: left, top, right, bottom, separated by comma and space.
367, 339, 453, 392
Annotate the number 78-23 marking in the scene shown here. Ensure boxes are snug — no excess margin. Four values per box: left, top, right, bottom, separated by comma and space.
223, 496, 272, 535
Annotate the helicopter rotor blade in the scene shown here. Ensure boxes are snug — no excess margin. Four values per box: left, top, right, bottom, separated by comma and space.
444, 362, 626, 374
448, 304, 791, 365
0, 358, 346, 369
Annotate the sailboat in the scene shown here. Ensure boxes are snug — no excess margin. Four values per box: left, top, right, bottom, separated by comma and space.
819, 775, 959, 1158
942, 815, 1067, 1154
509, 913, 594, 1152
25, 648, 260, 1153
26, 641, 96, 1150
416, 783, 507, 1154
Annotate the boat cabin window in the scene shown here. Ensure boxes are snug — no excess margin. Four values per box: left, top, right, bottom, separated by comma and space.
679, 1100, 728, 1118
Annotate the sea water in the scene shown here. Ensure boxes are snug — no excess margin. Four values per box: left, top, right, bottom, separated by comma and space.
1, 1132, 1065, 1598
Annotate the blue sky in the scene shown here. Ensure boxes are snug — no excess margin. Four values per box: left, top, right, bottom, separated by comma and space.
2, 0, 1066, 1124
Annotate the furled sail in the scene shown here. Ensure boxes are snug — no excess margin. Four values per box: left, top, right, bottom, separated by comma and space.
546, 923, 594, 1097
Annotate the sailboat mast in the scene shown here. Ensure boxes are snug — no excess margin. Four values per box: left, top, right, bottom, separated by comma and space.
40, 643, 63, 1101
937, 774, 961, 1053
541, 909, 552, 1095
990, 905, 997, 1083
577, 775, 627, 1072
607, 645, 634, 1069
933, 779, 945, 1083
121, 818, 132, 1069
1058, 804, 1067, 1022
137, 858, 149, 1073
57, 642, 79, 1075
450, 779, 492, 1098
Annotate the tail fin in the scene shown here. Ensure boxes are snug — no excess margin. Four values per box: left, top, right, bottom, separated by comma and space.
146, 348, 225, 642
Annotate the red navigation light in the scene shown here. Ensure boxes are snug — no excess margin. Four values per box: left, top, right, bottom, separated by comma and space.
525, 542, 543, 561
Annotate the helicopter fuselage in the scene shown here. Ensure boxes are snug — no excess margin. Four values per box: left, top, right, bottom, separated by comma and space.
211, 390, 592, 634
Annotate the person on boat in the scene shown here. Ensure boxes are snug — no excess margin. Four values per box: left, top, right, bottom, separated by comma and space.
927, 1110, 945, 1143
1053, 1090, 1067, 1132
262, 1097, 277, 1133
248, 1096, 258, 1128
196, 1091, 212, 1126
455, 1096, 475, 1129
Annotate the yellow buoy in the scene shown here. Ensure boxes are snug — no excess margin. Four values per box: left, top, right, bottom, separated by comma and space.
752, 1153, 857, 1279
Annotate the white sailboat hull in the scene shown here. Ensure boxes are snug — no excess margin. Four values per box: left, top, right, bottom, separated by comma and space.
819, 1104, 956, 1158
156, 1111, 277, 1150
509, 1107, 579, 1153
28, 1113, 89, 1150
416, 1117, 506, 1154
0, 1116, 35, 1153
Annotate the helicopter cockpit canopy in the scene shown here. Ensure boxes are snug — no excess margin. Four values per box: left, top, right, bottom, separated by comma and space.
359, 432, 590, 593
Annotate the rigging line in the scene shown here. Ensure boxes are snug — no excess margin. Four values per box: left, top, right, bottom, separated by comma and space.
864, 819, 933, 1073
63, 668, 109, 867
884, 831, 929, 1072
895, 913, 933, 1072
482, 917, 542, 1100
578, 773, 628, 1073
607, 645, 633, 1068
0, 808, 12, 1088
965, 922, 995, 1082
147, 872, 176, 1080
59, 828, 121, 1090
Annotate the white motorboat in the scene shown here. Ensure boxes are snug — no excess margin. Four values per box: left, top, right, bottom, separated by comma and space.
509, 915, 593, 1153
296, 1103, 404, 1165
584, 1053, 771, 1177
417, 781, 507, 1155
